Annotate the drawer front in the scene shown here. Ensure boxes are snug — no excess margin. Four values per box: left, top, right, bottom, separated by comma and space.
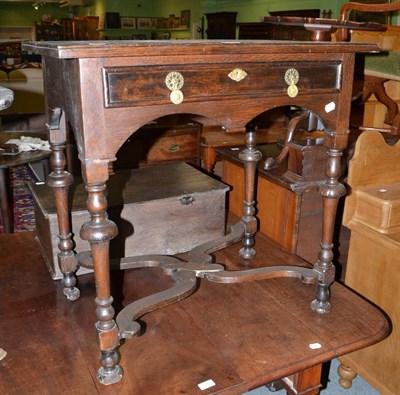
116, 128, 200, 169
146, 130, 199, 163
103, 61, 341, 108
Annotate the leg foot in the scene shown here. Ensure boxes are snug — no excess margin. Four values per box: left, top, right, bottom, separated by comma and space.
310, 297, 332, 314
338, 363, 357, 389
97, 351, 123, 385
266, 381, 284, 392
63, 285, 80, 301
311, 281, 333, 314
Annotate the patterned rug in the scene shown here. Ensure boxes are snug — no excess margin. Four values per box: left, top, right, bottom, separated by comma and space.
0, 164, 36, 234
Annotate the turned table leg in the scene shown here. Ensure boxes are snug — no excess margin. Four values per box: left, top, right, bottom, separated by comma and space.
47, 109, 79, 301
80, 171, 122, 385
311, 148, 346, 314
239, 124, 262, 259
201, 145, 217, 173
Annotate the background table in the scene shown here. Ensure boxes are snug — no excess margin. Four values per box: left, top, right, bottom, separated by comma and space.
0, 132, 50, 233
0, 230, 389, 394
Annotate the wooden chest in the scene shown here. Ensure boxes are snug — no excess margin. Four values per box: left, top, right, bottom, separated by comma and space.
30, 162, 229, 280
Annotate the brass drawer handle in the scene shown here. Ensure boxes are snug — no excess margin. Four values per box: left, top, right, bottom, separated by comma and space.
169, 144, 180, 152
165, 71, 184, 104
285, 68, 299, 98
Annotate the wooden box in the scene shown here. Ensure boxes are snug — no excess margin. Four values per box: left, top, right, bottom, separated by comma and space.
286, 137, 326, 181
354, 183, 400, 233
30, 162, 229, 280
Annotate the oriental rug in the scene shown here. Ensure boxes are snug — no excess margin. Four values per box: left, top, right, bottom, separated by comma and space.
0, 164, 36, 234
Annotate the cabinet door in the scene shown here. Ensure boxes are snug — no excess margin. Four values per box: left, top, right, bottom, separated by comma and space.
205, 12, 237, 39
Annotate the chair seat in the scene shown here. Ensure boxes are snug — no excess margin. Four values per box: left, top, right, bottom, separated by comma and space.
364, 51, 400, 81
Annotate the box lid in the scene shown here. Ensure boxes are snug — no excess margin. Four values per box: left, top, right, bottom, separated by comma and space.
30, 162, 229, 215
354, 183, 400, 233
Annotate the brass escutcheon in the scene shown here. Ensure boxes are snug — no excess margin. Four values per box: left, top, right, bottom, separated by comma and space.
228, 68, 247, 82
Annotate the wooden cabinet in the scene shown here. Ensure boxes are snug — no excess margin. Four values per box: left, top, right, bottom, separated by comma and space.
205, 12, 237, 39
35, 17, 99, 41
73, 16, 99, 40
34, 20, 63, 41
338, 132, 400, 394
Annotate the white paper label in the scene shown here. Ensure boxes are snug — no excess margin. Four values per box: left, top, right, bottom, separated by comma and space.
325, 102, 336, 113
198, 379, 216, 390
309, 342, 322, 349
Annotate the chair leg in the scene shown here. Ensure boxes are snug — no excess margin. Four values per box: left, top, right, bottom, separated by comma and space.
363, 75, 399, 127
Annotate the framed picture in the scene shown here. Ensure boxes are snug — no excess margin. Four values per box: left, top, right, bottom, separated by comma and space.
105, 12, 121, 29
162, 32, 171, 40
121, 17, 136, 29
155, 18, 165, 29
180, 10, 190, 28
137, 17, 152, 29
133, 34, 148, 40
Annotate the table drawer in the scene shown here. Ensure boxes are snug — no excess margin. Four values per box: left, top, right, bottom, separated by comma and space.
104, 61, 341, 108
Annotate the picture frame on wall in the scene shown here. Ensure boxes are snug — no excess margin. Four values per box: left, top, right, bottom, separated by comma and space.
133, 34, 148, 40
137, 17, 152, 29
180, 10, 190, 28
121, 17, 136, 29
105, 12, 121, 29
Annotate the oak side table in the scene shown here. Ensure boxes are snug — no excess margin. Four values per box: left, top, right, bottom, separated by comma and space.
23, 40, 379, 385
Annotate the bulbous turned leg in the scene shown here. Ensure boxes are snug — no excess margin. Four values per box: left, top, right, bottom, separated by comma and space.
80, 181, 122, 384
47, 141, 80, 301
338, 362, 357, 389
239, 124, 262, 259
311, 148, 346, 314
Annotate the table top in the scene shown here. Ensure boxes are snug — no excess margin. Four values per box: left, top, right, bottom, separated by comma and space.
0, 132, 50, 169
262, 16, 386, 32
0, 230, 389, 394
0, 86, 14, 111
22, 39, 379, 59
